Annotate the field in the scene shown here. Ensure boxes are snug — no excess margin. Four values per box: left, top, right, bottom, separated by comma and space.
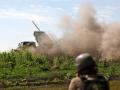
0, 51, 120, 89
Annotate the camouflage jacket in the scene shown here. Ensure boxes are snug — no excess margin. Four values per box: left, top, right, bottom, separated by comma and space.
68, 77, 81, 90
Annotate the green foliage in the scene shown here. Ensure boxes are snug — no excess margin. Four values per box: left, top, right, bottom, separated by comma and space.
52, 55, 75, 70
0, 51, 120, 87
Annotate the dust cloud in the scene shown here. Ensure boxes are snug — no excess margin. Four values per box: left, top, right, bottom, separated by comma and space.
34, 4, 120, 60
58, 4, 120, 60
101, 23, 120, 60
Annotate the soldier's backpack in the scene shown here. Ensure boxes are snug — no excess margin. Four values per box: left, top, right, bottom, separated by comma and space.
80, 75, 109, 90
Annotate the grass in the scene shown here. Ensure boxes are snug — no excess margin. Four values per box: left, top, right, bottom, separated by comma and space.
0, 51, 120, 87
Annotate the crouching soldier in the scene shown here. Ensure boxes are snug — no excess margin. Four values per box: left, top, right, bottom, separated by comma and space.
68, 53, 109, 90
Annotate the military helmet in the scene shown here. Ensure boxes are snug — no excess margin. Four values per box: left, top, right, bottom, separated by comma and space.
75, 53, 97, 72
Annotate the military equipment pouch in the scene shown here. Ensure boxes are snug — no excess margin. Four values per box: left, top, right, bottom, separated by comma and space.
80, 75, 109, 90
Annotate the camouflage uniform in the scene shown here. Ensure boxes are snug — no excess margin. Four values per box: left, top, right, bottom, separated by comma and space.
68, 76, 81, 90
68, 75, 97, 90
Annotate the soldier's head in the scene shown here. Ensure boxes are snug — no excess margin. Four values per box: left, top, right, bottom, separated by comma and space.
75, 53, 97, 75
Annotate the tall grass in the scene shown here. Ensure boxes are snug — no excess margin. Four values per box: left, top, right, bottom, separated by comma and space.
0, 51, 119, 87
0, 51, 75, 79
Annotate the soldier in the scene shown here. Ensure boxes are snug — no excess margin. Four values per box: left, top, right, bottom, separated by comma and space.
68, 53, 109, 90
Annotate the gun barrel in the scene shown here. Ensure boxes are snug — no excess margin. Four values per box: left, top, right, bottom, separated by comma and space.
32, 21, 41, 31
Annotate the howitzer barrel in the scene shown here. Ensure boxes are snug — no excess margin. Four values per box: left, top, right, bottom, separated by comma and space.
32, 20, 41, 31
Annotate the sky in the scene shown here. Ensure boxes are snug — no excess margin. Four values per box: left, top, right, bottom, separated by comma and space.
0, 0, 120, 51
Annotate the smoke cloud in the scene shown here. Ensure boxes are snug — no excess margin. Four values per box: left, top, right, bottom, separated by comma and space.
101, 23, 120, 60
58, 4, 120, 60
34, 4, 120, 60
58, 5, 103, 56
